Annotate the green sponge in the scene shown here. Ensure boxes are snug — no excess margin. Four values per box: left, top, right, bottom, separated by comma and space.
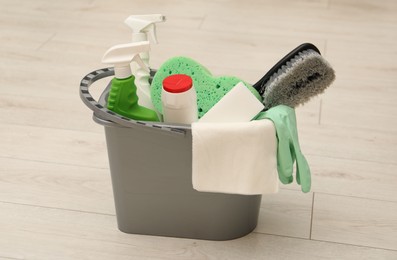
150, 56, 262, 118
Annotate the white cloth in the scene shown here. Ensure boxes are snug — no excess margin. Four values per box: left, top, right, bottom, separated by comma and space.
192, 120, 278, 195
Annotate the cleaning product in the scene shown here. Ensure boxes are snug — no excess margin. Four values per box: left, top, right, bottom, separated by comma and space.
125, 14, 166, 111
102, 41, 159, 121
162, 74, 198, 124
150, 56, 262, 118
199, 82, 264, 123
253, 43, 335, 109
255, 105, 311, 193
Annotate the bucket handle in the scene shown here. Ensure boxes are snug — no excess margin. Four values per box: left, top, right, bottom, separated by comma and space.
79, 67, 189, 135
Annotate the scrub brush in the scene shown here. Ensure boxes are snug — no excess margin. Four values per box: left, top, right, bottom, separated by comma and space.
253, 43, 335, 109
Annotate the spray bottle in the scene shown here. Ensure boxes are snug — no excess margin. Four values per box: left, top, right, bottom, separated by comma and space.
124, 14, 166, 111
102, 41, 159, 121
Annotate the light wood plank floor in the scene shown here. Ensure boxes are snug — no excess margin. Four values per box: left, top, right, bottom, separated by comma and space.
1, 0, 397, 259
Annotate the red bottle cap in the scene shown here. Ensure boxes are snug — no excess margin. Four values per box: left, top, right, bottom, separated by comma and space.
162, 74, 193, 93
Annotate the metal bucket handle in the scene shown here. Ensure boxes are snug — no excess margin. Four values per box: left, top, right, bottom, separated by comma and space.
79, 67, 189, 135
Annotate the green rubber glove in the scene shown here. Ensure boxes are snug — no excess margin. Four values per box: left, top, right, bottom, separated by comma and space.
255, 105, 311, 193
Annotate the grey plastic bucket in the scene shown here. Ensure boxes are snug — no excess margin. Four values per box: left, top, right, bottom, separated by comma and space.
80, 68, 262, 240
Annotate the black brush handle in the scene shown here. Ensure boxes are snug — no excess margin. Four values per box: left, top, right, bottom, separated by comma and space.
253, 43, 321, 95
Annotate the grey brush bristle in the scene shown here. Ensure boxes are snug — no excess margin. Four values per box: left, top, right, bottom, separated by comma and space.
263, 50, 335, 109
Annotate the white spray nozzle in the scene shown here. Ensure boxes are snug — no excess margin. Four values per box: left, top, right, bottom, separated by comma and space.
102, 41, 150, 79
124, 14, 166, 44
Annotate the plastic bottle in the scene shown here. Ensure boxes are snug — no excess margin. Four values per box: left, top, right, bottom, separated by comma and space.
162, 74, 198, 124
102, 41, 159, 122
124, 14, 166, 111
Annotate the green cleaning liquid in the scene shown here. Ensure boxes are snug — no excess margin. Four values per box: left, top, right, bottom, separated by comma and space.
107, 75, 159, 121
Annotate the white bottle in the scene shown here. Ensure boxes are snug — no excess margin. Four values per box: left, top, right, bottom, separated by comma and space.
125, 14, 166, 111
161, 74, 198, 124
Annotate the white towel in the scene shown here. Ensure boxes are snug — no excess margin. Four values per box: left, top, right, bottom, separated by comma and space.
192, 120, 278, 195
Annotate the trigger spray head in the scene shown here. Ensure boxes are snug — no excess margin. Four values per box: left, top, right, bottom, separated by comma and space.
102, 41, 150, 79
124, 14, 166, 44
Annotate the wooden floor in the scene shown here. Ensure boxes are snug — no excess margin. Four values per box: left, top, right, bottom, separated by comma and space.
1, 0, 397, 259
